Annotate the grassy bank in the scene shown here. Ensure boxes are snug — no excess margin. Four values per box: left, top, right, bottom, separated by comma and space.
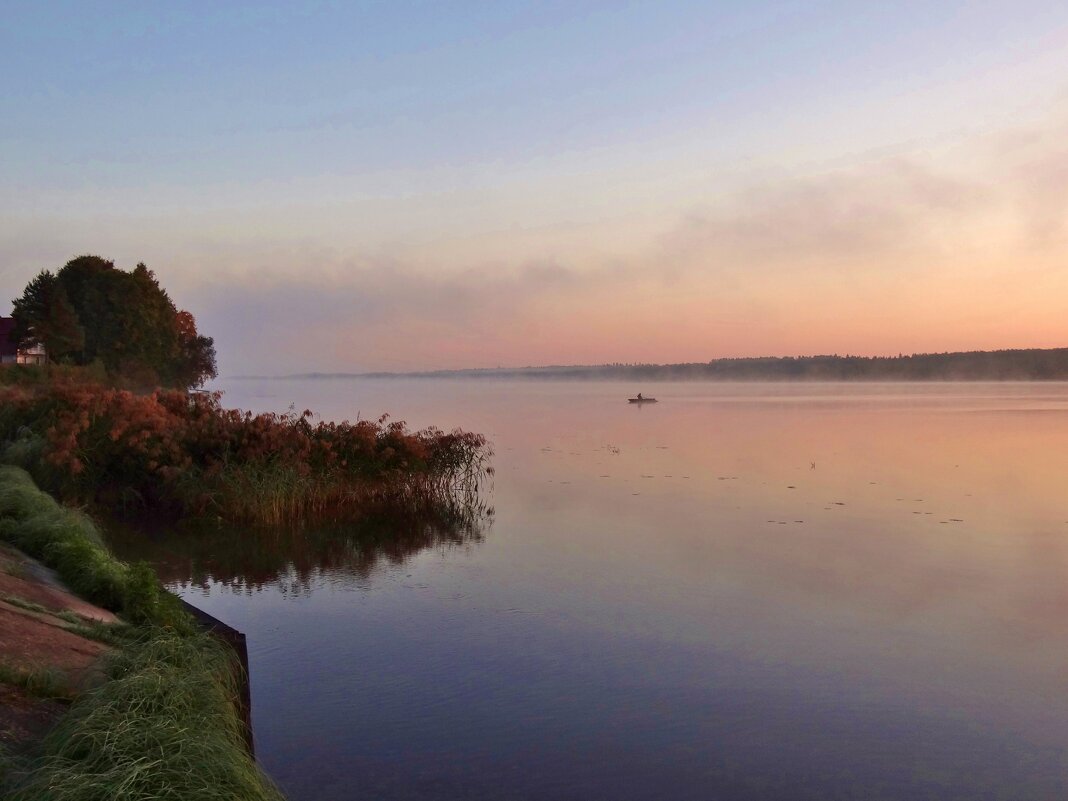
0, 466, 283, 800
9, 632, 283, 801
0, 465, 183, 625
0, 375, 491, 526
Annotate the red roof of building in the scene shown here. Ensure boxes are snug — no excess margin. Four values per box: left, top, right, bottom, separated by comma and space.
0, 317, 18, 357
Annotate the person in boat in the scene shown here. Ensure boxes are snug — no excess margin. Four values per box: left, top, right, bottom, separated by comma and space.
636, 393, 643, 401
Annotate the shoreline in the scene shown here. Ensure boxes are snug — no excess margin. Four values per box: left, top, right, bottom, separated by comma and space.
0, 466, 283, 800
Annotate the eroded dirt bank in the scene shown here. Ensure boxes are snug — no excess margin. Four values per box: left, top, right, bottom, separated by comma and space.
0, 543, 117, 756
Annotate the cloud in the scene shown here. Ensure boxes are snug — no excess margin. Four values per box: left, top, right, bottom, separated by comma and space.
655, 157, 995, 279
193, 256, 613, 374
203, 129, 1044, 372
993, 122, 1068, 246
9, 110, 1067, 372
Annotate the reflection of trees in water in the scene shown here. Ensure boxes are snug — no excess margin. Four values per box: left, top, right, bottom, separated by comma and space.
110, 510, 490, 595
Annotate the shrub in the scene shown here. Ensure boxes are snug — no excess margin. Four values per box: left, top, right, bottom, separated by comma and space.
0, 381, 491, 526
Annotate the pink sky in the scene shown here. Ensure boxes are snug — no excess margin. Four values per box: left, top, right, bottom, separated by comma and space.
2, 4, 1067, 374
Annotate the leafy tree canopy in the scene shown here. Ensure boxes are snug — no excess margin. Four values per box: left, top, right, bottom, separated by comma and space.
10, 255, 217, 388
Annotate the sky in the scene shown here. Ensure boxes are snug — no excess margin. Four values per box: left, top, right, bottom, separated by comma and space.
2, 1, 1068, 375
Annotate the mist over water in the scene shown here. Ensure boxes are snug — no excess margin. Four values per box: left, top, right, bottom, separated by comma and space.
114, 380, 1068, 800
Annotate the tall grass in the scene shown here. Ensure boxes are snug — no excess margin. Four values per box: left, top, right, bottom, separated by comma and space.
199, 444, 494, 527
0, 468, 284, 800
0, 465, 186, 627
9, 631, 284, 801
0, 381, 492, 526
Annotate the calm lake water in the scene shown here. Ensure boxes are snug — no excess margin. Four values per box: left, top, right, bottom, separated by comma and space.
112, 380, 1068, 800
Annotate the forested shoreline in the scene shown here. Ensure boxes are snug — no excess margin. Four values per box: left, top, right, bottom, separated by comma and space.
296, 347, 1068, 382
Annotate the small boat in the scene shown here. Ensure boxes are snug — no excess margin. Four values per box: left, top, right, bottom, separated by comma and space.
628, 397, 658, 404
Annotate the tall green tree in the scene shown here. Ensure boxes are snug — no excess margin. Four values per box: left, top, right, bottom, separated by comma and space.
10, 270, 85, 361
10, 255, 216, 388
10, 270, 55, 348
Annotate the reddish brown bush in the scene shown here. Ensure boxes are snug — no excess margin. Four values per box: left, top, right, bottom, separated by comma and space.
0, 381, 491, 525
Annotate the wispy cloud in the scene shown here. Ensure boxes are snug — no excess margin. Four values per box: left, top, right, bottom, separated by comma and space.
183, 110, 1068, 375
4, 110, 1065, 375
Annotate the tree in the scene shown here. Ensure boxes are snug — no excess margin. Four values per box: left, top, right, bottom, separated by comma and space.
10, 270, 56, 349
44, 284, 85, 360
9, 255, 216, 389
172, 310, 218, 388
10, 270, 85, 361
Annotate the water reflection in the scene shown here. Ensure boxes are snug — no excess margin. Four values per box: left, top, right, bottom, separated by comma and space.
107, 381, 1068, 800
110, 514, 489, 594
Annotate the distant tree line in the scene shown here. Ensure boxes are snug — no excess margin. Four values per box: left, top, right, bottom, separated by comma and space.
9, 255, 216, 388
339, 349, 1068, 382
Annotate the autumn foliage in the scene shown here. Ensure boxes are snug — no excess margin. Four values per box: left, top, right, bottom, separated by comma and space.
0, 381, 491, 526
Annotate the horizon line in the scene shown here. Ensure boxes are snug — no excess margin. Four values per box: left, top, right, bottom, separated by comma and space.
224, 345, 1068, 381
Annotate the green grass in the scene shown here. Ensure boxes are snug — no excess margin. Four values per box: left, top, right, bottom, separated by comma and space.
9, 631, 284, 801
60, 620, 133, 648
0, 466, 189, 629
0, 467, 126, 610
0, 663, 74, 702
1, 594, 51, 615
0, 742, 23, 790
2, 558, 29, 580
0, 594, 123, 639
0, 468, 284, 799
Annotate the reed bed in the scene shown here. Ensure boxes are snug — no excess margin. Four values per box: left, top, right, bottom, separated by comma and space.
0, 381, 491, 526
